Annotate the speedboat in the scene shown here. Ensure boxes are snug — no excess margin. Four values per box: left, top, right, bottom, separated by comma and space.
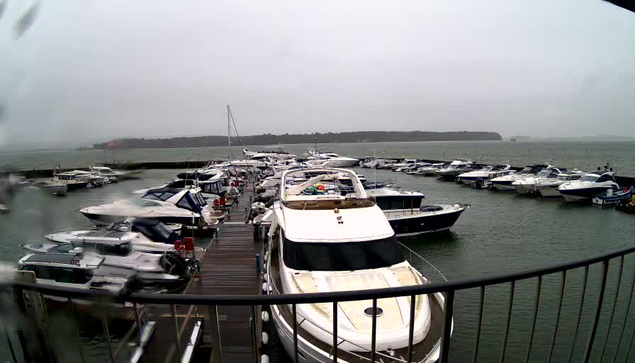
416, 163, 445, 176
27, 180, 68, 195
265, 167, 447, 362
535, 172, 584, 198
457, 165, 511, 186
243, 147, 296, 160
558, 171, 620, 202
79, 188, 221, 226
306, 152, 359, 168
16, 252, 130, 300
22, 240, 192, 292
435, 160, 475, 181
489, 164, 548, 191
0, 203, 9, 213
89, 166, 133, 181
44, 218, 180, 253
389, 158, 420, 171
366, 187, 468, 237
512, 167, 566, 195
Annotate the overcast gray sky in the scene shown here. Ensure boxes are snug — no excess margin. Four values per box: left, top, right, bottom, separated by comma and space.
0, 0, 634, 150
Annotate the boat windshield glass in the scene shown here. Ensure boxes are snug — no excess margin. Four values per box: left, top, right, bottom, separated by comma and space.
133, 220, 176, 243
78, 241, 133, 256
536, 170, 553, 178
282, 235, 404, 271
580, 174, 600, 182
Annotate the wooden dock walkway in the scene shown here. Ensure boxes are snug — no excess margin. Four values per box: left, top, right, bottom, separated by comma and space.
142, 185, 265, 363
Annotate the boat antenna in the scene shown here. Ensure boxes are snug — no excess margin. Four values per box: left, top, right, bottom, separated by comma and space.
228, 106, 244, 155
227, 105, 232, 161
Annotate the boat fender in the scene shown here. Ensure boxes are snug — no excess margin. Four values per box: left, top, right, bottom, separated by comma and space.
263, 274, 268, 282
261, 332, 269, 345
261, 355, 270, 363
262, 283, 268, 293
262, 311, 270, 323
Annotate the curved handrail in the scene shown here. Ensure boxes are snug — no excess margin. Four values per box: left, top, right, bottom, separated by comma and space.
3, 244, 634, 305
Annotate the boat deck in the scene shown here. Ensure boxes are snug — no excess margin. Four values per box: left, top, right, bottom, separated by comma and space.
142, 185, 267, 363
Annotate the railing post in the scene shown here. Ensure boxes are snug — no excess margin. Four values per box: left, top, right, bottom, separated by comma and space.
333, 301, 338, 363
548, 271, 567, 363
293, 304, 299, 363
472, 286, 485, 363
407, 294, 416, 363
568, 265, 589, 363
371, 298, 378, 363
600, 256, 624, 361
208, 305, 223, 363
134, 302, 143, 347
613, 259, 635, 363
171, 304, 182, 355
101, 313, 115, 363
500, 280, 516, 363
583, 260, 609, 363
68, 298, 86, 363
440, 290, 455, 363
525, 276, 542, 363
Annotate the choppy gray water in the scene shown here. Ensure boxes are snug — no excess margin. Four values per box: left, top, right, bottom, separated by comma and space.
1, 143, 635, 361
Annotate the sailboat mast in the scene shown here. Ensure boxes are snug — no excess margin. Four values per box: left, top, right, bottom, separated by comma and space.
227, 105, 232, 161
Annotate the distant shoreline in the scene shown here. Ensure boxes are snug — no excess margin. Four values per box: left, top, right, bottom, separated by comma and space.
90, 131, 502, 150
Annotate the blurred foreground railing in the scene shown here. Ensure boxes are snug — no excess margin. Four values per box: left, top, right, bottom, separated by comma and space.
2, 245, 635, 362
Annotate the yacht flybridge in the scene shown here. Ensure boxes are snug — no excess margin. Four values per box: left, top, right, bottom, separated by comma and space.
265, 168, 446, 363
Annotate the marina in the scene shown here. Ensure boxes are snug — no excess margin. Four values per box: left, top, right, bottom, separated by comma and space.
1, 143, 635, 362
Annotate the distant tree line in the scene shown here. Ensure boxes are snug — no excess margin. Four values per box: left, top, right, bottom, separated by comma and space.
92, 131, 502, 149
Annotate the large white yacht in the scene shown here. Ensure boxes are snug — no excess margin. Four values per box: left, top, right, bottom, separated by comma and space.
265, 168, 446, 363
558, 171, 620, 202
435, 160, 475, 181
457, 165, 512, 186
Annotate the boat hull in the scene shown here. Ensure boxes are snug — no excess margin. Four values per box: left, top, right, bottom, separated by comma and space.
385, 206, 467, 237
559, 187, 613, 202
81, 212, 201, 227
491, 180, 516, 191
536, 185, 562, 198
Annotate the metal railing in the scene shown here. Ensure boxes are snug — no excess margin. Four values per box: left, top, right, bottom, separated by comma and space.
2, 244, 635, 362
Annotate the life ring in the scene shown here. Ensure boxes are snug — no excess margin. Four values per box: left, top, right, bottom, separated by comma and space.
174, 241, 185, 250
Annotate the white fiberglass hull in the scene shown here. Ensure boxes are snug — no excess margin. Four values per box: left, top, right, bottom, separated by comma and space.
270, 293, 446, 363
536, 185, 562, 198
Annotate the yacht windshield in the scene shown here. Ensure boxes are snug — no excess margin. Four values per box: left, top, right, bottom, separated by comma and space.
133, 219, 177, 243
282, 235, 404, 271
580, 175, 600, 182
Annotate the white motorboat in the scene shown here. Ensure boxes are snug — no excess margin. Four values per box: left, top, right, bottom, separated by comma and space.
22, 240, 192, 292
388, 158, 420, 171
79, 188, 220, 227
489, 164, 548, 191
0, 203, 9, 213
243, 146, 296, 160
512, 167, 566, 195
558, 171, 620, 202
27, 180, 68, 195
265, 168, 446, 363
89, 166, 133, 181
366, 187, 468, 236
306, 152, 359, 168
535, 172, 584, 198
416, 163, 445, 176
435, 160, 475, 181
44, 218, 180, 253
16, 253, 130, 299
457, 165, 511, 186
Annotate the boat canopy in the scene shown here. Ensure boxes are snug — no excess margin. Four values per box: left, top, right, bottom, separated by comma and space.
142, 188, 206, 213
130, 218, 179, 243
